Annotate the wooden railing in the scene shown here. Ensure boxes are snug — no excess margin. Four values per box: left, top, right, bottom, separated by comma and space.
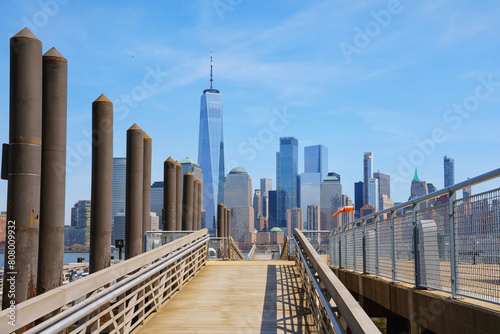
228, 236, 245, 260
0, 230, 209, 333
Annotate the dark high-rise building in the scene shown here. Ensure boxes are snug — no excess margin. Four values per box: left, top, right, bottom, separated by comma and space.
363, 152, 373, 206
268, 190, 278, 229
354, 181, 364, 218
276, 137, 299, 229
410, 169, 428, 209
260, 177, 272, 219
198, 51, 224, 232
150, 181, 163, 226
444, 155, 455, 188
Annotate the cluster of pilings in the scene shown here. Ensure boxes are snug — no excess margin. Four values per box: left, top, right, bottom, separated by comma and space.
1, 27, 206, 312
217, 203, 231, 238
163, 157, 202, 231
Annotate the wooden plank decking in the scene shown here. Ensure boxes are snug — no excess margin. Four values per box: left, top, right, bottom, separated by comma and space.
136, 261, 317, 333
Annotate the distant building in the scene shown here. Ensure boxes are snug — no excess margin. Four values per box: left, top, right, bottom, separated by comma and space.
179, 157, 204, 186
224, 167, 252, 209
64, 226, 86, 247
410, 169, 428, 209
150, 181, 163, 228
230, 207, 254, 243
307, 204, 320, 231
198, 53, 225, 232
268, 190, 278, 229
360, 204, 376, 224
444, 155, 455, 188
374, 171, 390, 211
354, 181, 364, 218
150, 212, 160, 231
112, 215, 125, 246
286, 208, 303, 237
253, 189, 262, 226
70, 200, 91, 247
0, 211, 6, 243
320, 173, 342, 230
112, 157, 127, 228
276, 137, 299, 230
363, 152, 373, 206
260, 178, 272, 219
367, 178, 379, 212
269, 227, 285, 244
463, 185, 472, 198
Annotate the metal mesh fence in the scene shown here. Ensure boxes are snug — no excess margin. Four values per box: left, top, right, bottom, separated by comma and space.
346, 228, 354, 270
454, 189, 500, 303
394, 213, 415, 284
302, 231, 331, 265
378, 218, 392, 279
365, 222, 376, 273
416, 203, 450, 291
354, 226, 364, 272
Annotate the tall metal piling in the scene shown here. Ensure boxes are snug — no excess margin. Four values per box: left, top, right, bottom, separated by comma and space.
38, 47, 67, 295
142, 133, 152, 248
193, 179, 199, 230
182, 171, 194, 230
197, 180, 202, 230
163, 157, 177, 231
226, 208, 231, 239
217, 203, 225, 238
175, 161, 183, 230
89, 94, 113, 274
125, 124, 144, 259
2, 28, 42, 309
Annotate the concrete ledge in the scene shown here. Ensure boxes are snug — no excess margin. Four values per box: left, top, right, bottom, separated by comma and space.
332, 266, 500, 334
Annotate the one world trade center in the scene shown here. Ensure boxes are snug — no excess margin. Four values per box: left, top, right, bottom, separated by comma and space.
197, 51, 224, 233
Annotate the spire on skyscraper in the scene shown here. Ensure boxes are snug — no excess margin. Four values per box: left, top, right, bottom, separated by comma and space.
210, 49, 213, 89
412, 169, 420, 182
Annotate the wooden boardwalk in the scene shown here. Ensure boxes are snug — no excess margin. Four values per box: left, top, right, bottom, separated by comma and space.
136, 261, 317, 333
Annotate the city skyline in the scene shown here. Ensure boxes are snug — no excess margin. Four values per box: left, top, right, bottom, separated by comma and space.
0, 1, 500, 225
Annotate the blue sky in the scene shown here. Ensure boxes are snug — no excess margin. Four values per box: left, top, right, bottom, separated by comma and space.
1, 0, 500, 223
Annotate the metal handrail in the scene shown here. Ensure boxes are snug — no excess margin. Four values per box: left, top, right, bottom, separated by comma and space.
331, 167, 500, 232
25, 235, 209, 333
293, 229, 380, 333
247, 244, 257, 260
292, 236, 344, 333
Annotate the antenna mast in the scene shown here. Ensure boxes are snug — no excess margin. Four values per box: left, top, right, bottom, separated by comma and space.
210, 50, 213, 89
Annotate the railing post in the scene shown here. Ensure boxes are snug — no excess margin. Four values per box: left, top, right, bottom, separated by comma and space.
374, 215, 379, 276
390, 210, 396, 282
448, 190, 459, 298
413, 202, 420, 288
344, 227, 348, 268
362, 220, 366, 274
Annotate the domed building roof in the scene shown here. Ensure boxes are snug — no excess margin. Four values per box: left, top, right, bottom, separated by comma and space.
323, 174, 339, 182
179, 157, 199, 167
229, 167, 248, 174
269, 227, 283, 233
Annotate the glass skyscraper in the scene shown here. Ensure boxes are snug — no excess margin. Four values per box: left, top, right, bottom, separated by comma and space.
198, 52, 224, 231
276, 137, 299, 229
112, 157, 126, 228
301, 145, 328, 218
444, 155, 455, 188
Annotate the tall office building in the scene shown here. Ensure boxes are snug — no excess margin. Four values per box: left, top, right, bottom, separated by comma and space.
410, 169, 428, 209
150, 181, 163, 227
180, 157, 203, 184
112, 215, 125, 246
367, 178, 379, 212
224, 167, 252, 209
301, 145, 328, 221
253, 189, 262, 226
276, 137, 299, 229
198, 51, 224, 232
307, 204, 320, 231
374, 172, 390, 199
320, 173, 342, 230
444, 155, 455, 188
363, 152, 373, 206
112, 157, 126, 227
70, 200, 91, 247
286, 208, 303, 237
354, 181, 363, 219
260, 178, 272, 197
268, 190, 278, 229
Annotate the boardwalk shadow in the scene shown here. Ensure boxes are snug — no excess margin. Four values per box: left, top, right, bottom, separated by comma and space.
260, 265, 315, 334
